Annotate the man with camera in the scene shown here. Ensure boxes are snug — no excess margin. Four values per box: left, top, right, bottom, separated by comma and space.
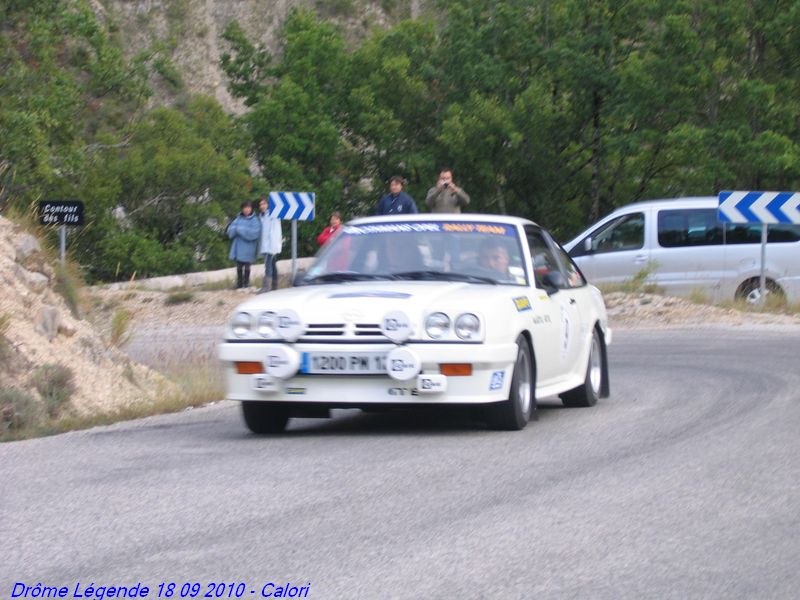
425, 167, 470, 213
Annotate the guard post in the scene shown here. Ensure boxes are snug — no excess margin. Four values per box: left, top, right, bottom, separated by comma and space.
718, 191, 800, 303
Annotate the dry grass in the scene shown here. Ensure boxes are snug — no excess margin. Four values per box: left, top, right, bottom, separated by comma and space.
0, 313, 10, 362
599, 263, 800, 317
597, 262, 663, 295
164, 290, 195, 305
1, 359, 223, 442
110, 308, 133, 347
30, 363, 77, 418
687, 288, 710, 305
718, 296, 800, 316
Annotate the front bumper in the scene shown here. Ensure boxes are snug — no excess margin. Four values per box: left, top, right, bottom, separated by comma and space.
218, 341, 518, 404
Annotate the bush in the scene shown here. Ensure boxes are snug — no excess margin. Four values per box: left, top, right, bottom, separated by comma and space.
30, 364, 77, 418
54, 262, 84, 319
110, 309, 133, 347
165, 291, 194, 305
0, 313, 10, 360
0, 387, 43, 433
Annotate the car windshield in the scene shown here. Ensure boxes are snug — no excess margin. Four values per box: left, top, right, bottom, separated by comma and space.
304, 221, 528, 286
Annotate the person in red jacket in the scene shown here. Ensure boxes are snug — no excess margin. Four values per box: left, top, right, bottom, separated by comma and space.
317, 211, 342, 246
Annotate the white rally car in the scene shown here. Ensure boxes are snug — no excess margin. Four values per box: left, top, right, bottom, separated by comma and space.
218, 214, 611, 433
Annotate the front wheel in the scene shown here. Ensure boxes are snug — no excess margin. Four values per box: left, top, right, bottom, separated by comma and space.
241, 402, 289, 434
486, 335, 535, 430
560, 328, 604, 407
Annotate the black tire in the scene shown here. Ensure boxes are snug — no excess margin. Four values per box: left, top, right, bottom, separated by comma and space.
735, 278, 784, 305
241, 401, 289, 434
487, 335, 535, 430
560, 328, 603, 407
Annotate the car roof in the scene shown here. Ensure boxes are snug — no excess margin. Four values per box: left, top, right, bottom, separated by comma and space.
563, 196, 720, 249
347, 213, 539, 227
606, 196, 718, 214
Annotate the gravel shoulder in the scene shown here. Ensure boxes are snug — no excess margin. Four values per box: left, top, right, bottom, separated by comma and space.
603, 291, 800, 330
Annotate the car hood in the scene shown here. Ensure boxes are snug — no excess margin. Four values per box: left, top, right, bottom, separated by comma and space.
231, 281, 518, 323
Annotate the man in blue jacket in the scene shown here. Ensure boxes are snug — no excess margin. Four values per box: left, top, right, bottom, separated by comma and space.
375, 176, 418, 215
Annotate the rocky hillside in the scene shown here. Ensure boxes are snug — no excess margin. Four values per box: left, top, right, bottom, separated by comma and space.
94, 0, 429, 113
0, 216, 168, 434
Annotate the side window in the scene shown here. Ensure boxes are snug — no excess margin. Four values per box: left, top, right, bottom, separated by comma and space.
725, 223, 800, 244
526, 227, 565, 289
553, 244, 586, 288
583, 213, 645, 255
658, 209, 722, 247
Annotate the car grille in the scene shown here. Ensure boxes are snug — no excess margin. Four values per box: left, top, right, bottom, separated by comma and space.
298, 323, 388, 343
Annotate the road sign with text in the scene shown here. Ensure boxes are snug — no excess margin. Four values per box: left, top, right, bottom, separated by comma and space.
268, 191, 315, 221
718, 191, 800, 224
38, 200, 85, 226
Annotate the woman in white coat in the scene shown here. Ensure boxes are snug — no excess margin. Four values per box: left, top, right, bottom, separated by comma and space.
257, 197, 283, 293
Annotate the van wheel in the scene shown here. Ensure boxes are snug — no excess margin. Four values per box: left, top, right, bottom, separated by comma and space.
736, 278, 784, 305
560, 328, 604, 407
241, 402, 289, 434
486, 335, 535, 430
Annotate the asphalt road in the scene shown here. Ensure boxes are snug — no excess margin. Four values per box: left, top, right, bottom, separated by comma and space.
2, 327, 800, 599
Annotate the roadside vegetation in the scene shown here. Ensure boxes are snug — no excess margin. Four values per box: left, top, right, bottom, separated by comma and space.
1, 355, 223, 443
110, 308, 134, 346
164, 290, 195, 305
1, 364, 78, 440
3, 1, 800, 283
601, 265, 800, 317
597, 262, 663, 295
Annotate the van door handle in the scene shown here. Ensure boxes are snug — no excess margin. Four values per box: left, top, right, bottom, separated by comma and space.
569, 298, 576, 305
634, 254, 647, 263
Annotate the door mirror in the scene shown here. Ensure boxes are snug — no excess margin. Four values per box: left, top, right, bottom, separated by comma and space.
583, 237, 593, 253
292, 269, 307, 287
540, 271, 567, 295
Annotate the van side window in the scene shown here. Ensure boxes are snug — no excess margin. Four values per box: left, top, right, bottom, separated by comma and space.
571, 213, 645, 257
657, 209, 722, 247
725, 223, 800, 244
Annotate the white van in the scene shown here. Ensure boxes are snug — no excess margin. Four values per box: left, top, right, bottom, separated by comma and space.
563, 197, 800, 303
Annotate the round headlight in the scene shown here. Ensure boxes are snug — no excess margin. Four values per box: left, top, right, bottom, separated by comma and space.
257, 311, 277, 338
231, 312, 252, 338
455, 313, 481, 340
425, 312, 450, 339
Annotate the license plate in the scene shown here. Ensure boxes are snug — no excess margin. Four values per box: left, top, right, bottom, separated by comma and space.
300, 352, 387, 374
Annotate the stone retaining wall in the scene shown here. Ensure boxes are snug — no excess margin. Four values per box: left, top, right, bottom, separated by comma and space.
103, 257, 315, 291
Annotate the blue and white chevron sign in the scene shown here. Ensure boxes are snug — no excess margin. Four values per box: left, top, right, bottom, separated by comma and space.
268, 191, 315, 221
718, 191, 800, 224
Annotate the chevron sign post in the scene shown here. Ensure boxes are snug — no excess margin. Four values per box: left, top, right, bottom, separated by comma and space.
718, 191, 800, 224
718, 190, 800, 303
268, 191, 315, 221
268, 191, 316, 281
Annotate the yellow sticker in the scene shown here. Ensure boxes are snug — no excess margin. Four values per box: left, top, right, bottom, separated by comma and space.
513, 296, 532, 312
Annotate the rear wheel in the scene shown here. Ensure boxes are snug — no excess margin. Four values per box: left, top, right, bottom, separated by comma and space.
487, 335, 535, 430
560, 328, 603, 407
241, 402, 289, 434
736, 278, 784, 305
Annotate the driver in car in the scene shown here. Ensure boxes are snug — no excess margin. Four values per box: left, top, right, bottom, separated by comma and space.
477, 238, 514, 281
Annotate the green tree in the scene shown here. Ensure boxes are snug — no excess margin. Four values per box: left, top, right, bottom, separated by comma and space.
0, 0, 145, 214
74, 98, 252, 280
